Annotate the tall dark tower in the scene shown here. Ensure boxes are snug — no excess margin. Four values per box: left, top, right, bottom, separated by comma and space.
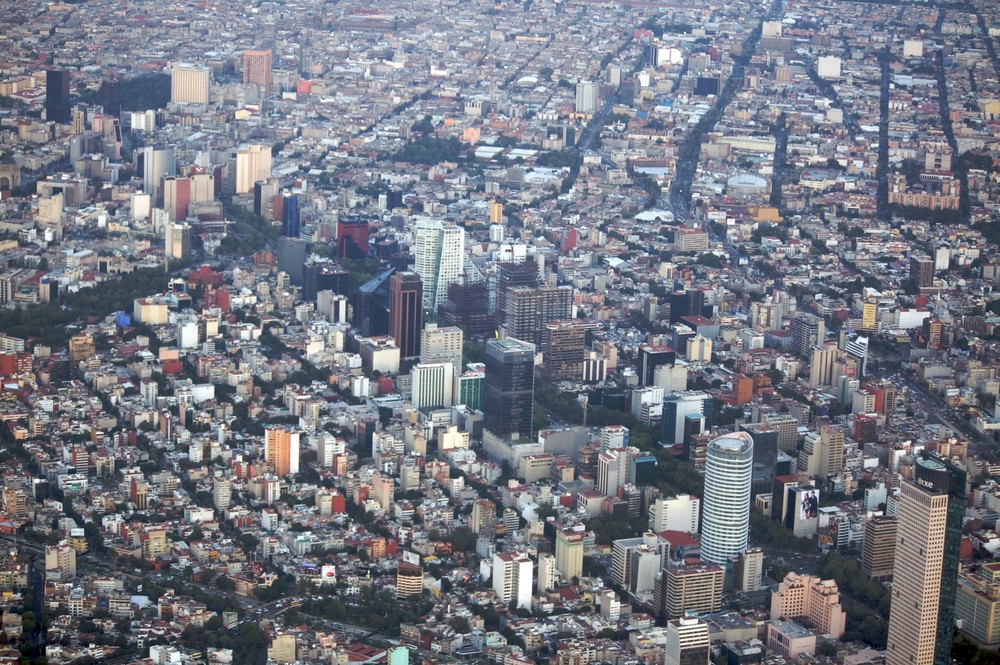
484, 338, 535, 440
45, 70, 71, 124
388, 272, 423, 359
281, 192, 300, 238
100, 79, 121, 118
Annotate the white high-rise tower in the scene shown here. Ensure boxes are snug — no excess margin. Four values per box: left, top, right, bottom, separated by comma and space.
413, 219, 465, 313
701, 432, 753, 565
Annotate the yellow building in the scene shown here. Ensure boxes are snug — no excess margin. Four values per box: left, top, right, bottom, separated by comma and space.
555, 528, 584, 581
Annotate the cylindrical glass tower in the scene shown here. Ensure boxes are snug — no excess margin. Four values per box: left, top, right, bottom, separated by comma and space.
701, 432, 754, 565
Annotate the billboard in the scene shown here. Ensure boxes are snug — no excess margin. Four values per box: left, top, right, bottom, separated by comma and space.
319, 565, 337, 584
791, 486, 820, 537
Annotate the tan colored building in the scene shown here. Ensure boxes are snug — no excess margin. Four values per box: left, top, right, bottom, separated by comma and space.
862, 516, 897, 581
885, 455, 965, 665
770, 572, 846, 639
657, 562, 724, 619
169, 62, 210, 104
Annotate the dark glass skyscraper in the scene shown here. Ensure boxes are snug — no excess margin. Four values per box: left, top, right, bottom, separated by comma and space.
388, 272, 423, 359
45, 70, 71, 124
281, 193, 300, 238
484, 338, 535, 440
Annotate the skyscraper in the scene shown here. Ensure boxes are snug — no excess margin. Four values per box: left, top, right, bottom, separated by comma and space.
886, 453, 966, 665
910, 253, 935, 289
542, 320, 586, 381
242, 49, 273, 93
231, 144, 273, 195
497, 285, 573, 348
483, 338, 535, 440
701, 432, 754, 565
137, 147, 175, 206
45, 70, 71, 123
413, 219, 465, 313
281, 192, 300, 238
264, 427, 301, 477
575, 80, 599, 115
169, 63, 211, 104
337, 218, 370, 258
791, 312, 826, 359
388, 272, 423, 358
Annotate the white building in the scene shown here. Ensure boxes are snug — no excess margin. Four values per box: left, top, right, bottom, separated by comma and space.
492, 551, 532, 609
648, 494, 701, 534
410, 362, 455, 410
413, 219, 465, 312
701, 432, 754, 565
665, 617, 711, 665
169, 62, 211, 104
575, 81, 599, 115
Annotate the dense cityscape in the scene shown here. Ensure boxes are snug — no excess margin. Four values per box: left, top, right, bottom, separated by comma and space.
0, 0, 997, 663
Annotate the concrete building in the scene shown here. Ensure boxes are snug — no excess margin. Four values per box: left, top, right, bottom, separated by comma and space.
657, 561, 724, 619
264, 427, 300, 477
665, 617, 711, 665
648, 494, 700, 534
770, 572, 846, 639
169, 63, 210, 104
492, 551, 532, 609
862, 516, 897, 582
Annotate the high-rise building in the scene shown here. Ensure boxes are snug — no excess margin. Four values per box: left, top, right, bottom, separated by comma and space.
657, 561, 724, 618
910, 254, 935, 289
264, 427, 301, 476
575, 80, 599, 115
542, 320, 586, 381
798, 424, 845, 478
413, 219, 465, 313
169, 63, 210, 104
388, 272, 423, 358
483, 338, 535, 440
497, 286, 573, 348
420, 324, 462, 368
669, 289, 706, 325
792, 313, 826, 359
45, 70, 71, 123
470, 499, 497, 536
886, 453, 966, 665
137, 147, 175, 205
396, 561, 423, 599
410, 362, 454, 410
232, 144, 273, 195
337, 218, 370, 258
495, 259, 539, 325
648, 494, 700, 534
242, 49, 273, 93
861, 516, 897, 582
665, 617, 711, 665
164, 222, 191, 260
537, 553, 556, 594
701, 432, 754, 565
213, 474, 232, 511
492, 551, 532, 609
735, 547, 765, 591
662, 391, 714, 445
281, 192, 300, 238
555, 528, 584, 581
844, 334, 870, 379
955, 562, 1000, 649
445, 280, 493, 337
640, 345, 677, 386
